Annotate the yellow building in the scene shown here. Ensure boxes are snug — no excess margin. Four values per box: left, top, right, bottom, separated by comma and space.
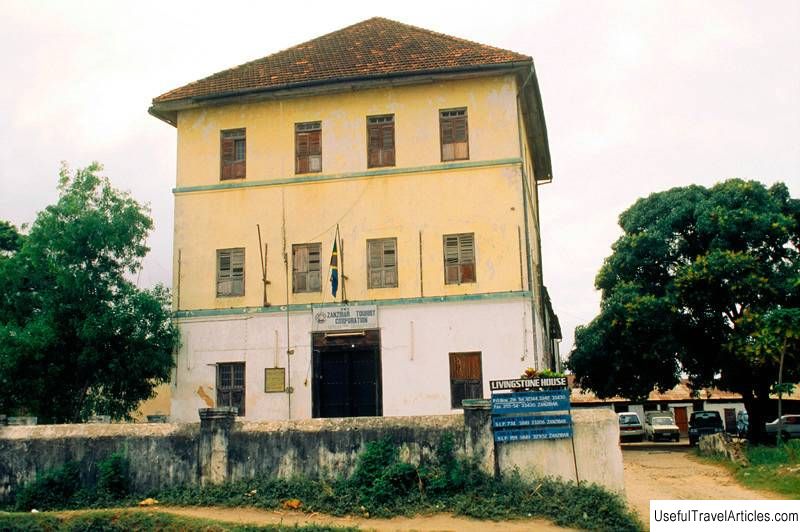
149, 17, 559, 421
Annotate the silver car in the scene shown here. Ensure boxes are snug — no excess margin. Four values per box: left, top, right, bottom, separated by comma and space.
765, 415, 800, 440
618, 412, 644, 442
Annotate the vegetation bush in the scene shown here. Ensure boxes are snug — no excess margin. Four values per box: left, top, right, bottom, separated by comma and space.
0, 510, 354, 531
14, 453, 132, 511
699, 439, 800, 498
97, 451, 131, 500
14, 462, 82, 511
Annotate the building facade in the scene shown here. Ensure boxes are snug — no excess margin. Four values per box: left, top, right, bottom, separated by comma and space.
149, 18, 557, 422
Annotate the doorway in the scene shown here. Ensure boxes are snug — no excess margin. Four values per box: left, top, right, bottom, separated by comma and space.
673, 406, 688, 435
312, 330, 382, 418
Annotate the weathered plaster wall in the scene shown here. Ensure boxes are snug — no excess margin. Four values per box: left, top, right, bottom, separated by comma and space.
0, 406, 623, 501
0, 423, 199, 503
229, 415, 464, 480
0, 414, 462, 503
175, 75, 520, 187
495, 408, 625, 493
170, 297, 535, 422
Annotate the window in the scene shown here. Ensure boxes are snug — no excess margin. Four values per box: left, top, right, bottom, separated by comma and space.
367, 238, 397, 289
217, 362, 245, 415
449, 352, 482, 408
293, 243, 321, 292
295, 121, 322, 173
443, 233, 476, 284
220, 129, 246, 180
367, 115, 395, 168
439, 108, 468, 161
216, 248, 245, 297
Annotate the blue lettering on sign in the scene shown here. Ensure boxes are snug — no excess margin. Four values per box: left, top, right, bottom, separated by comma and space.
494, 426, 573, 442
492, 414, 571, 429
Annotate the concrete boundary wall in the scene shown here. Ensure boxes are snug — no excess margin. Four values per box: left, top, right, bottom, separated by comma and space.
0, 405, 623, 503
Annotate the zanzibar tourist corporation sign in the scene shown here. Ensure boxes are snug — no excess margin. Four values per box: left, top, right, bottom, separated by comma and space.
312, 305, 378, 332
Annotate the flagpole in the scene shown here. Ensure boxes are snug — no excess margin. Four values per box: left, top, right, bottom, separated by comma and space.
340, 228, 347, 304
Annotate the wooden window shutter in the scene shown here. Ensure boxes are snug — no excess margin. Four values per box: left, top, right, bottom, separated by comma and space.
382, 124, 395, 165
444, 235, 460, 284
296, 122, 321, 174
296, 133, 309, 174
367, 237, 397, 289
217, 248, 245, 297
292, 243, 321, 293
459, 234, 475, 282
221, 129, 245, 180
449, 352, 483, 408
450, 352, 481, 380
367, 125, 381, 167
440, 109, 468, 161
308, 130, 321, 155
367, 116, 395, 168
221, 138, 235, 180
368, 240, 383, 269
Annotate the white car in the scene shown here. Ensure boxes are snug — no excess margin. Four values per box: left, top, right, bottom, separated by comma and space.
645, 416, 680, 442
618, 412, 644, 442
765, 415, 800, 440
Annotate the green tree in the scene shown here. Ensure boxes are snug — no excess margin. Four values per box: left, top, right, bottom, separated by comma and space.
0, 220, 23, 255
569, 179, 799, 441
0, 163, 179, 422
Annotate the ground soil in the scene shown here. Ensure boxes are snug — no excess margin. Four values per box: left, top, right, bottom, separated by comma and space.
622, 443, 787, 526
132, 506, 576, 531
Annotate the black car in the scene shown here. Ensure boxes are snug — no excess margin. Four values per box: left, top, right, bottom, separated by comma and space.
688, 410, 724, 445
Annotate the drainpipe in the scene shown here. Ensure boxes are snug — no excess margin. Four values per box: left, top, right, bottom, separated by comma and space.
516, 66, 539, 370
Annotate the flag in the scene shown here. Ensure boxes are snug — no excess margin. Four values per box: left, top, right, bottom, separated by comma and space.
329, 238, 339, 297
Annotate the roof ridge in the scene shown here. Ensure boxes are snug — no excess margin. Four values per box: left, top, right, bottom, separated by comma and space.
153, 17, 531, 104
370, 16, 529, 62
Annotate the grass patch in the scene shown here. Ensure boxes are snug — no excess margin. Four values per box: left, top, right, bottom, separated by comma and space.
700, 439, 800, 497
0, 509, 355, 531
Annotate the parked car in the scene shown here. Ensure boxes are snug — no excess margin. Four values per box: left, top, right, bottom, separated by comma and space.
618, 412, 644, 442
646, 416, 680, 442
688, 410, 724, 446
765, 415, 800, 441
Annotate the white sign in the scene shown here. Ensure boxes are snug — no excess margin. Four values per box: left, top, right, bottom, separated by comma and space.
312, 305, 378, 331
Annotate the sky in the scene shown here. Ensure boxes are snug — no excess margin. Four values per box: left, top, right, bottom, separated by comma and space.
1, 0, 798, 357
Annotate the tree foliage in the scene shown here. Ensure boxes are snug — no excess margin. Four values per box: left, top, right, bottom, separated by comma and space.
0, 220, 23, 255
0, 163, 179, 422
569, 179, 799, 439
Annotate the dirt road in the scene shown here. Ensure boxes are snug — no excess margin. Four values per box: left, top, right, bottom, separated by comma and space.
138, 506, 576, 531
622, 445, 785, 525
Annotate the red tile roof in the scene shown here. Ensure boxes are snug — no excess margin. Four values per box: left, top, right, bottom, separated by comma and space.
153, 17, 531, 104
569, 377, 800, 404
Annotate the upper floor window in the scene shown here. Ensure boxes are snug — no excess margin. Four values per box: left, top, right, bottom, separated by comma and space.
296, 121, 322, 174
367, 115, 395, 168
439, 108, 469, 161
367, 238, 398, 289
220, 129, 246, 180
217, 248, 245, 297
217, 362, 245, 416
293, 243, 321, 292
443, 233, 475, 284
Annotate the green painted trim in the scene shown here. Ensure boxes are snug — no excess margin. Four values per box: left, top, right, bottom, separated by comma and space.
172, 158, 522, 194
173, 290, 532, 319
